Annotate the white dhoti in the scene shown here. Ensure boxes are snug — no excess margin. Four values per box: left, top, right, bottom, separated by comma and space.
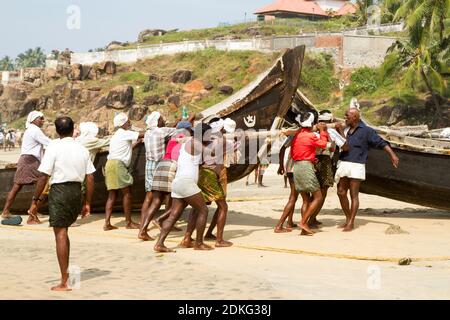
335, 161, 366, 183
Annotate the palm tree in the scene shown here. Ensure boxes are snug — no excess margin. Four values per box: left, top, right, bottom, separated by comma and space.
0, 56, 15, 71
392, 0, 449, 46
383, 0, 449, 127
15, 47, 46, 69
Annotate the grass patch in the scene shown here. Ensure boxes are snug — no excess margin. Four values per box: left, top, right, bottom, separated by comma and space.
117, 17, 360, 50
298, 52, 339, 105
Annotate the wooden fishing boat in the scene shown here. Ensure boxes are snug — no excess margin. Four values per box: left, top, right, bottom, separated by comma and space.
360, 125, 450, 211
0, 46, 306, 213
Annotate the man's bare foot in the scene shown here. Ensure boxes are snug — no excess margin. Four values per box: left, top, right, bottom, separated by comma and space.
126, 221, 140, 229
338, 222, 349, 229
51, 283, 72, 292
103, 224, 118, 231
204, 234, 217, 241
138, 231, 154, 241
287, 223, 298, 229
194, 243, 214, 251
343, 224, 354, 232
27, 216, 41, 225
1, 211, 11, 219
154, 244, 175, 253
215, 240, 233, 248
179, 237, 194, 248
274, 227, 292, 233
299, 223, 314, 236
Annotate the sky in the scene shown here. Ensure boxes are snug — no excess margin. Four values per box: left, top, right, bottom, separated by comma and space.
0, 0, 273, 58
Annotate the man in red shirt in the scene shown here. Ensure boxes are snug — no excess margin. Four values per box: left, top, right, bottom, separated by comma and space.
285, 112, 328, 235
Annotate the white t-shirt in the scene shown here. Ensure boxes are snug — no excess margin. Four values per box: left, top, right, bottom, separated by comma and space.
175, 142, 202, 182
21, 124, 51, 160
107, 128, 139, 167
38, 137, 96, 185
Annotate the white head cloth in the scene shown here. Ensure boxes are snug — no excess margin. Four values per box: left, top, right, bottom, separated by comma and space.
318, 112, 333, 122
145, 111, 161, 129
26, 111, 44, 129
349, 98, 361, 111
210, 119, 224, 134
113, 113, 129, 128
79, 122, 99, 138
224, 118, 236, 134
296, 112, 315, 128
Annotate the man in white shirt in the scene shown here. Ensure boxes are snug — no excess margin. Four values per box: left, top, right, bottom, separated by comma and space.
104, 113, 144, 231
28, 116, 95, 291
0, 130, 4, 149
310, 110, 346, 227
1, 111, 51, 224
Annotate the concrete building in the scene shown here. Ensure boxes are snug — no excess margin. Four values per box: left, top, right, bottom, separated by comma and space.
254, 0, 357, 21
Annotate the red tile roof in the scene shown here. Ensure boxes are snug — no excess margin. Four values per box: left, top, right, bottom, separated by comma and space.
255, 0, 356, 17
335, 2, 357, 15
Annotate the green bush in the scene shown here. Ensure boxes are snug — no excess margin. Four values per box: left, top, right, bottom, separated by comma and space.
344, 67, 380, 99
299, 53, 339, 104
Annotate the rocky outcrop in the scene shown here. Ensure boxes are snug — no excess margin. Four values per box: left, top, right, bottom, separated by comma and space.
138, 29, 168, 43
171, 69, 192, 84
183, 79, 205, 93
96, 85, 134, 109
106, 41, 124, 51
218, 85, 234, 95
143, 95, 164, 106
128, 105, 148, 121
168, 94, 181, 108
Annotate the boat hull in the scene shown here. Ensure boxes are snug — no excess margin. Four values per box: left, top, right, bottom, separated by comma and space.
361, 147, 450, 211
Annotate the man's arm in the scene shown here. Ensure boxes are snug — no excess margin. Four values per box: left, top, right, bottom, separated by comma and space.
384, 145, 399, 168
278, 145, 286, 175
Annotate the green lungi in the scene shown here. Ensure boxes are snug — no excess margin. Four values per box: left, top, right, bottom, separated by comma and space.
105, 159, 133, 191
293, 160, 320, 194
48, 182, 82, 228
198, 168, 225, 203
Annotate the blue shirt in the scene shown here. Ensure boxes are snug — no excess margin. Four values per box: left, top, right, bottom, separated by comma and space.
339, 121, 388, 164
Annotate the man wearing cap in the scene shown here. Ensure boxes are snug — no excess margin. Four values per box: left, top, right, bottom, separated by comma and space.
181, 117, 233, 248
283, 112, 328, 235
335, 108, 399, 232
203, 118, 238, 246
1, 111, 51, 224
138, 120, 194, 241
138, 112, 195, 232
104, 113, 144, 231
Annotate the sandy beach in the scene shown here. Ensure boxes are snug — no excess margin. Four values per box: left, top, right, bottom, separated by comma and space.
1, 150, 449, 300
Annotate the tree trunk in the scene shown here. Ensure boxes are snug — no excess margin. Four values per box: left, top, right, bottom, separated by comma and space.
421, 67, 442, 128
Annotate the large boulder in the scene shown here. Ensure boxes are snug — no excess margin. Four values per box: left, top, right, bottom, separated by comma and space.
97, 85, 134, 109
128, 105, 148, 121
143, 95, 164, 106
106, 41, 124, 51
171, 69, 192, 84
23, 68, 44, 83
218, 85, 234, 95
98, 61, 117, 75
138, 29, 168, 43
183, 79, 205, 93
168, 94, 181, 108
68, 64, 83, 81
